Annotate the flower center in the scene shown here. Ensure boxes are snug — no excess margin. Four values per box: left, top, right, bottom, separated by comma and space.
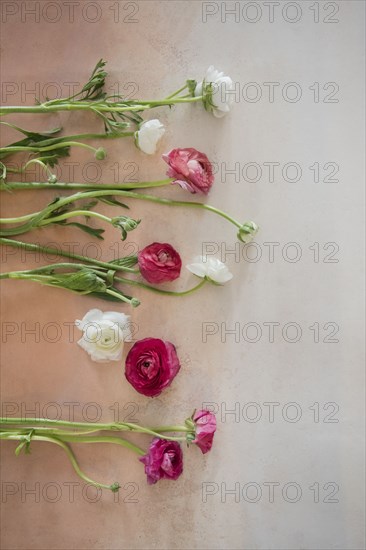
158, 251, 170, 263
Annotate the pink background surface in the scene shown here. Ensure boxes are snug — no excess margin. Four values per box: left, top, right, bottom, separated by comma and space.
1, 1, 365, 549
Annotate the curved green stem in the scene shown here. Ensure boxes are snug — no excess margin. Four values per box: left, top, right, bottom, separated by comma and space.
1, 188, 243, 231
0, 141, 99, 156
2, 433, 119, 491
39, 210, 112, 227
57, 435, 146, 456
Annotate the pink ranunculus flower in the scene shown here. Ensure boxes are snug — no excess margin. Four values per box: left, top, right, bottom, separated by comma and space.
192, 410, 217, 454
138, 242, 182, 284
125, 338, 180, 397
162, 148, 214, 195
140, 438, 183, 485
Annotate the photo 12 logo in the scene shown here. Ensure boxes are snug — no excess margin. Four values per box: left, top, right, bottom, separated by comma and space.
1, 481, 139, 504
1, 2, 140, 24
202, 481, 340, 503
201, 2, 340, 24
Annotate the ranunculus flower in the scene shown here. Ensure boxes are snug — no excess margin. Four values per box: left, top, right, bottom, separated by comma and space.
125, 338, 180, 397
138, 242, 182, 284
186, 256, 233, 284
192, 410, 217, 454
135, 119, 165, 155
140, 438, 183, 484
162, 148, 214, 195
75, 309, 132, 362
195, 66, 234, 118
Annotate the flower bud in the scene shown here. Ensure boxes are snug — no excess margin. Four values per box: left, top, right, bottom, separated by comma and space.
112, 216, 141, 240
237, 221, 259, 244
95, 147, 106, 160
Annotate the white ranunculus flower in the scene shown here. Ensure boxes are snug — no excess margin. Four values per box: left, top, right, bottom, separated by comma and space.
75, 309, 132, 362
186, 256, 233, 284
135, 119, 165, 155
195, 66, 234, 118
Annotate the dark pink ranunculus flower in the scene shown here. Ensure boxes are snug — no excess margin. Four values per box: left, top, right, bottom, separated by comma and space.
140, 438, 183, 485
138, 242, 182, 284
125, 338, 180, 397
192, 410, 217, 454
162, 148, 214, 195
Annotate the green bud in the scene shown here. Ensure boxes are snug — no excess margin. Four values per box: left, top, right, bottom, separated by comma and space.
110, 482, 121, 493
237, 221, 259, 244
131, 298, 140, 308
112, 216, 141, 241
95, 147, 106, 160
48, 174, 58, 184
51, 270, 107, 294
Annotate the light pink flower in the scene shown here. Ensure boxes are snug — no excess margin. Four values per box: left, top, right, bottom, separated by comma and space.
162, 148, 214, 194
192, 410, 217, 454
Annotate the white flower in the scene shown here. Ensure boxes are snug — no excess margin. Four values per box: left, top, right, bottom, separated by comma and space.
135, 119, 165, 155
75, 309, 132, 363
195, 66, 234, 118
186, 256, 233, 284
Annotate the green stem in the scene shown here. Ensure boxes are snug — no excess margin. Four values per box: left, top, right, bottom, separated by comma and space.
1, 433, 119, 491
0, 96, 203, 116
39, 210, 112, 227
2, 188, 243, 231
0, 141, 99, 156
17, 131, 134, 148
164, 85, 188, 100
0, 179, 173, 191
105, 288, 136, 304
150, 425, 190, 433
115, 275, 207, 296
0, 237, 139, 274
0, 418, 191, 442
55, 435, 146, 456
0, 262, 105, 277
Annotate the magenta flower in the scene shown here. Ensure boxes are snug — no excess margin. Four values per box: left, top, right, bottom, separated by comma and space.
162, 148, 214, 195
140, 438, 183, 484
138, 242, 182, 284
125, 338, 180, 397
192, 410, 217, 454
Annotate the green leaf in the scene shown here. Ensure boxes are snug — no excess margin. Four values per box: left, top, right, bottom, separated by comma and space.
98, 196, 129, 209
56, 222, 105, 239
15, 441, 27, 456
108, 255, 138, 268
